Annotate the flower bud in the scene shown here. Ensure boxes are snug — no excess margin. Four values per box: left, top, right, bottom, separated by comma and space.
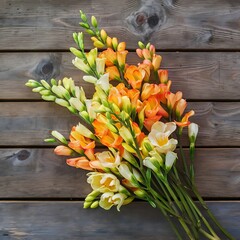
142, 49, 151, 60
106, 36, 112, 48
90, 201, 99, 209
112, 37, 118, 50
165, 151, 177, 172
117, 42, 126, 51
119, 126, 133, 145
70, 47, 84, 59
152, 55, 162, 71
91, 16, 98, 28
134, 189, 147, 198
100, 29, 108, 42
188, 123, 199, 143
51, 130, 68, 144
32, 86, 44, 92
40, 80, 51, 90
39, 89, 51, 96
158, 70, 168, 84
42, 95, 56, 101
93, 40, 105, 48
55, 98, 69, 107
138, 41, 145, 49
136, 48, 143, 58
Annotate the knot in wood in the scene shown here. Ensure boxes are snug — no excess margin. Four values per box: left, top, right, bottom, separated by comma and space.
16, 150, 30, 161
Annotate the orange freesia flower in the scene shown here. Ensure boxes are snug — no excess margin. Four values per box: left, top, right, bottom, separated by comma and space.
108, 87, 122, 108
175, 99, 187, 117
175, 110, 195, 127
66, 157, 93, 171
106, 66, 120, 80
132, 122, 145, 145
124, 65, 144, 89
127, 89, 140, 109
144, 115, 162, 131
54, 145, 73, 156
141, 83, 161, 101
166, 91, 183, 110
92, 116, 109, 138
101, 131, 123, 149
152, 55, 162, 71
144, 96, 161, 118
69, 126, 95, 150
158, 70, 168, 84
101, 48, 117, 66
138, 63, 151, 82
117, 50, 128, 68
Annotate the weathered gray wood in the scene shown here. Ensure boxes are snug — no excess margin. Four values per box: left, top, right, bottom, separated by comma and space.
0, 201, 239, 239
0, 102, 239, 146
1, 52, 240, 100
0, 148, 239, 198
1, 0, 240, 50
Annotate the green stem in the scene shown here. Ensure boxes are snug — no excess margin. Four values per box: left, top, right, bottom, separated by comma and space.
172, 184, 199, 239
153, 198, 183, 240
192, 185, 235, 240
177, 133, 190, 177
199, 229, 220, 240
185, 192, 220, 239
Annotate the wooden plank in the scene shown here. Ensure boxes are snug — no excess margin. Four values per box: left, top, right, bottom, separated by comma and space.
0, 201, 239, 239
0, 148, 239, 198
1, 52, 240, 100
0, 102, 240, 147
1, 0, 240, 50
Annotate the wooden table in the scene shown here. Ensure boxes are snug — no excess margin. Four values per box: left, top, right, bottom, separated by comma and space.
0, 0, 239, 239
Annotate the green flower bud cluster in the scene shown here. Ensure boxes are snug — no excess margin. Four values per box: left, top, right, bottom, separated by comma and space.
25, 77, 92, 123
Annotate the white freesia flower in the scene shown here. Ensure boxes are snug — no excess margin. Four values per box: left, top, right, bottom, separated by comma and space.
148, 122, 178, 153
99, 192, 127, 211
96, 73, 110, 92
96, 151, 121, 169
87, 172, 120, 193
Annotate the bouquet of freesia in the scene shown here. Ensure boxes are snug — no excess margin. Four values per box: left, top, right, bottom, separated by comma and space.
26, 11, 234, 240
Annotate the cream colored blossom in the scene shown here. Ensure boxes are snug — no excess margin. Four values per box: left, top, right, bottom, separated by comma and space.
99, 192, 127, 211
148, 122, 178, 153
96, 151, 121, 169
87, 172, 120, 193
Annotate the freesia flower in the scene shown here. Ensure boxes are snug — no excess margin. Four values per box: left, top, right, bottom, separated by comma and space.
148, 122, 178, 153
106, 66, 120, 80
124, 65, 144, 89
87, 172, 120, 192
96, 151, 121, 169
175, 110, 195, 127
54, 145, 73, 156
66, 157, 92, 170
99, 192, 127, 211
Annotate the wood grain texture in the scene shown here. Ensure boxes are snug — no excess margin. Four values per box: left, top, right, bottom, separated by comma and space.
0, 102, 240, 147
0, 148, 239, 198
0, 201, 239, 239
1, 52, 240, 100
1, 0, 240, 50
